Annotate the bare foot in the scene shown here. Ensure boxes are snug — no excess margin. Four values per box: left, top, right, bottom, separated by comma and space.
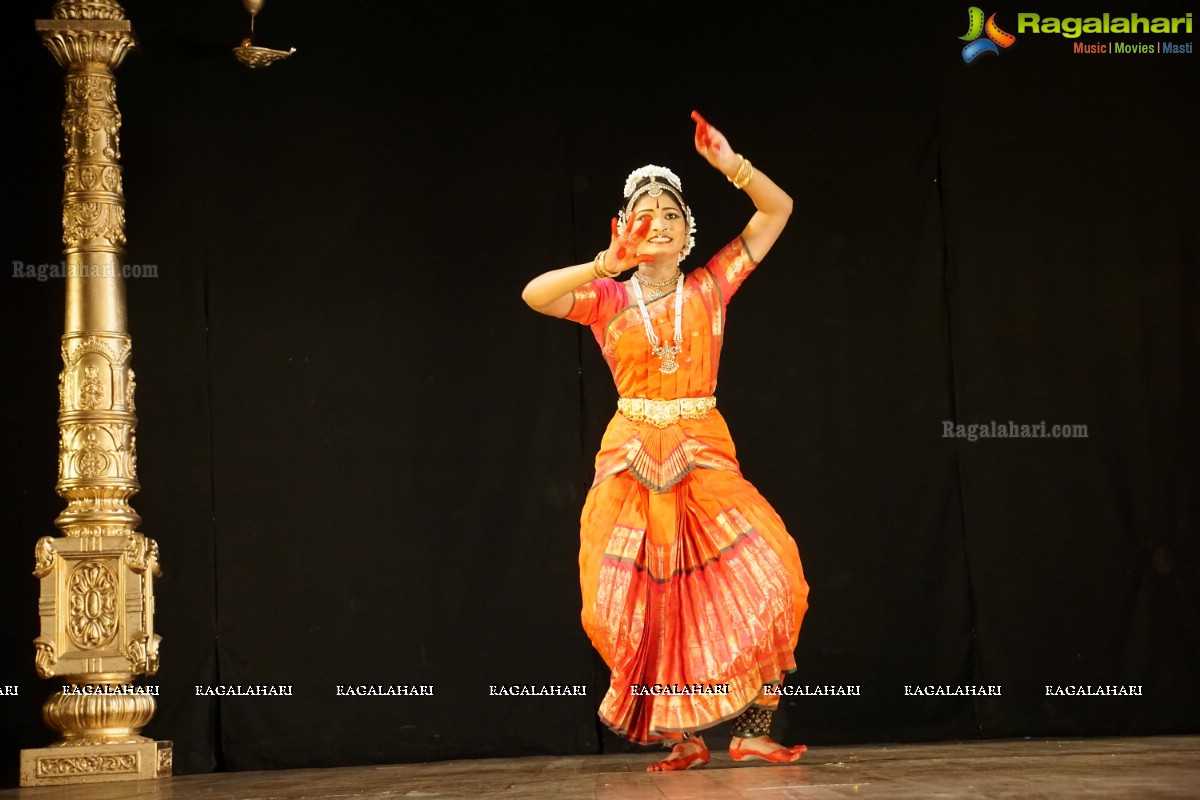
647, 736, 711, 772
729, 735, 807, 764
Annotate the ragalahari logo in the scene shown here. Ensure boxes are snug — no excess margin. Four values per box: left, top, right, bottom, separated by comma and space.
960, 7, 1017, 62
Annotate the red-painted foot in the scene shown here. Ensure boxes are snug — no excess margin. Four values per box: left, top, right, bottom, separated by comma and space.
729, 736, 807, 764
647, 737, 711, 771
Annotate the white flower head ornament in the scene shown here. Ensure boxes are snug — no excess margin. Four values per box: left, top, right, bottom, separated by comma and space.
617, 164, 697, 262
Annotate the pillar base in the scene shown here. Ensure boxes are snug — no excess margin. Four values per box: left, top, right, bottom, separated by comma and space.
19, 739, 171, 787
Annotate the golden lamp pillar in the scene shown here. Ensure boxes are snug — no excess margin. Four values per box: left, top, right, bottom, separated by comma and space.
20, 0, 170, 787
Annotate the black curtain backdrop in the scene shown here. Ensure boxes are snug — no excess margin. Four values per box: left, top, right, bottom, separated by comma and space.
2, 0, 1197, 784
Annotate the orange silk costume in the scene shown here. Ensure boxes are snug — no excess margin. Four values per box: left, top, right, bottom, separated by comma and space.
564, 237, 809, 743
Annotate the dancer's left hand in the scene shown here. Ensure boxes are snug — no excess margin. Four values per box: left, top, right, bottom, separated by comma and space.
691, 110, 741, 177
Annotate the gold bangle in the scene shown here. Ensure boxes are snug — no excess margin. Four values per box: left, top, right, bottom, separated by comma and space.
593, 249, 616, 279
728, 155, 754, 190
725, 155, 745, 185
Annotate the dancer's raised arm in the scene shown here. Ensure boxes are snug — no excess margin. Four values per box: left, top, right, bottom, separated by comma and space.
692, 110, 793, 261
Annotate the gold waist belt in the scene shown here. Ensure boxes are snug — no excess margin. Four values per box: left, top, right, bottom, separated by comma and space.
617, 396, 717, 428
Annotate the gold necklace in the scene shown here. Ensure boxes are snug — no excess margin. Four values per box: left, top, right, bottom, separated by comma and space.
634, 269, 682, 301
631, 272, 685, 373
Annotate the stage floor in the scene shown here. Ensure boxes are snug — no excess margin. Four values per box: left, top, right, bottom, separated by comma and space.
4, 736, 1198, 799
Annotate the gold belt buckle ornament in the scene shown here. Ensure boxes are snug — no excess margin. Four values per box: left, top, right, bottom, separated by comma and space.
618, 396, 716, 428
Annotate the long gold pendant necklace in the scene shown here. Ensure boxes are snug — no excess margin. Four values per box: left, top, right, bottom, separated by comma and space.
631, 272, 685, 374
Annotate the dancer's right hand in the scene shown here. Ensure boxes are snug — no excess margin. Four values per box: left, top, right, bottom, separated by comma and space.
605, 215, 654, 273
